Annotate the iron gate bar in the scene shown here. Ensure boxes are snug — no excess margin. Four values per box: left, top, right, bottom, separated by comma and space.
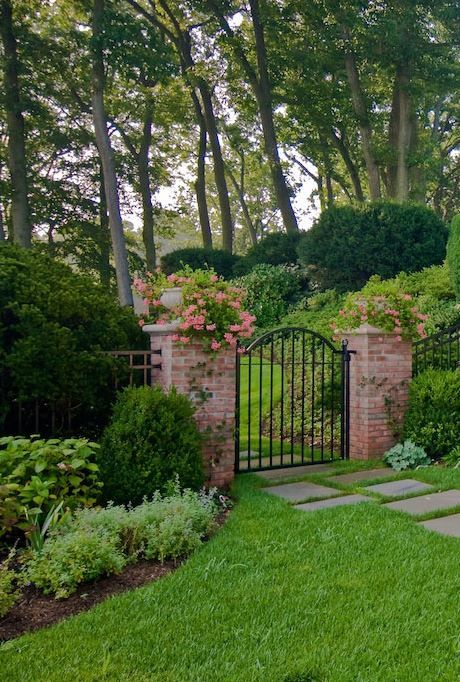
235, 327, 352, 473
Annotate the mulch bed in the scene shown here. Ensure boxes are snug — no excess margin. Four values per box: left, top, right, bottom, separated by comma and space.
0, 559, 177, 642
0, 508, 231, 642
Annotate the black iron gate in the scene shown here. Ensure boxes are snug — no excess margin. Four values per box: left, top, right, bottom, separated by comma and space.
235, 327, 351, 472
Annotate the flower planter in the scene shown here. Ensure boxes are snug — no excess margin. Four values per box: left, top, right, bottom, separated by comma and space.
160, 286, 182, 310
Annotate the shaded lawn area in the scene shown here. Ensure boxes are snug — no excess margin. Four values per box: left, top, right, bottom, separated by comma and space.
2, 467, 460, 681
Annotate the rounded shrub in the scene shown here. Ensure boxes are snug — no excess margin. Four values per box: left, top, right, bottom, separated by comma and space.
160, 247, 240, 280
404, 369, 460, 458
447, 214, 460, 300
233, 232, 301, 276
298, 202, 448, 292
98, 386, 203, 505
236, 264, 302, 329
0, 244, 144, 436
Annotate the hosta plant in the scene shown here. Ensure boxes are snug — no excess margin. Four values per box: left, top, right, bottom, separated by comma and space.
383, 440, 431, 471
133, 267, 255, 352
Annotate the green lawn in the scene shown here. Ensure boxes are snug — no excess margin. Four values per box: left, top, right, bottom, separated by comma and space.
2, 464, 460, 681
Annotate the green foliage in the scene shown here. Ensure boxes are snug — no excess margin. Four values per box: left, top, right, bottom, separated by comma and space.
25, 484, 218, 598
404, 369, 460, 458
234, 232, 301, 276
383, 440, 431, 471
235, 264, 302, 329
25, 526, 126, 599
0, 244, 144, 436
298, 203, 448, 292
447, 214, 460, 300
160, 248, 240, 279
279, 290, 345, 339
98, 387, 204, 505
0, 552, 18, 618
443, 445, 460, 468
0, 436, 101, 538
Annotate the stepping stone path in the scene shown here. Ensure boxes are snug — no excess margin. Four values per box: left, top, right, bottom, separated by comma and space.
296, 494, 373, 512
364, 479, 433, 497
262, 481, 340, 503
257, 464, 336, 481
259, 467, 460, 538
328, 468, 394, 484
383, 489, 460, 516
419, 513, 460, 538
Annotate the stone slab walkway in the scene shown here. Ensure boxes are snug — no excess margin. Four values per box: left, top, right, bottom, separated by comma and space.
257, 464, 336, 481
383, 489, 460, 515
419, 513, 460, 538
364, 479, 433, 497
295, 494, 373, 512
262, 481, 340, 503
328, 468, 394, 485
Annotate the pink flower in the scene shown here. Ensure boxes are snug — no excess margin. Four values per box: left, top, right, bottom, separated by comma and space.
197, 299, 205, 306
167, 274, 178, 282
152, 299, 162, 307
179, 336, 190, 344
394, 326, 402, 334
396, 335, 402, 342
229, 324, 241, 332
210, 275, 219, 282
416, 323, 425, 336
138, 319, 145, 327
403, 294, 412, 300
211, 339, 221, 351
360, 315, 367, 322
171, 334, 180, 341
394, 319, 401, 326
206, 323, 216, 331
339, 309, 345, 316
237, 347, 246, 355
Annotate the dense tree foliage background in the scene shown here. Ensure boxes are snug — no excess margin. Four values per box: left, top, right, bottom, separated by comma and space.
0, 0, 458, 303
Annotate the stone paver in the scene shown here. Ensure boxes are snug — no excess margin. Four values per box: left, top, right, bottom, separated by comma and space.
364, 479, 433, 497
419, 513, 460, 538
262, 481, 340, 503
295, 494, 373, 512
256, 464, 336, 481
328, 468, 395, 485
384, 489, 460, 515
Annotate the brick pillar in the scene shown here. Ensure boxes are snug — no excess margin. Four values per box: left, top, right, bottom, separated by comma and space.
143, 324, 236, 488
345, 324, 412, 460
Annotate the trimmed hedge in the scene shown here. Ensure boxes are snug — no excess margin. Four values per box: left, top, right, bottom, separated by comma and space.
233, 232, 301, 276
98, 386, 204, 505
160, 248, 240, 279
404, 369, 460, 458
298, 202, 448, 292
0, 244, 144, 436
447, 214, 460, 300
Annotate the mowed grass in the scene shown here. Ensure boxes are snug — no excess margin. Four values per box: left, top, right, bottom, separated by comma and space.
2, 468, 460, 681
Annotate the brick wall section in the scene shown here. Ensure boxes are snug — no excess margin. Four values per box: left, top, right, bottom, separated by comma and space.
145, 326, 235, 488
345, 324, 413, 460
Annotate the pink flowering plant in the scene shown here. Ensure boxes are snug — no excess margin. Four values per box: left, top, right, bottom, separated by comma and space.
332, 277, 429, 341
133, 267, 255, 352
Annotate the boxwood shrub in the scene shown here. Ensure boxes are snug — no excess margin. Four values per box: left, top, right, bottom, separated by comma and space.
98, 386, 203, 505
160, 248, 240, 280
404, 369, 460, 458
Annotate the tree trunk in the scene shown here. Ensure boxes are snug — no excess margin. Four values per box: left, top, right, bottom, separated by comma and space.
138, 100, 156, 272
387, 62, 413, 202
249, 0, 299, 233
197, 81, 233, 252
0, 205, 5, 241
190, 89, 213, 249
0, 0, 32, 247
226, 165, 258, 246
330, 129, 364, 201
91, 0, 133, 306
343, 38, 381, 201
98, 167, 112, 287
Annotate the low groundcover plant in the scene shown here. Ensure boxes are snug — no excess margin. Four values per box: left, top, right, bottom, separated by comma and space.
383, 440, 431, 471
133, 267, 255, 352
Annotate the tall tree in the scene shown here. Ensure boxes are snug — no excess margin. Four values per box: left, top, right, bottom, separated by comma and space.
91, 0, 133, 306
0, 0, 32, 246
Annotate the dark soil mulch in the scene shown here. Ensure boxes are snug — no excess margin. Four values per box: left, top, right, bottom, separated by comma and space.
0, 508, 231, 642
0, 559, 177, 642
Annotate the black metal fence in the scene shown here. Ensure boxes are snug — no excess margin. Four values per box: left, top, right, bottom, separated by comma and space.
2, 349, 161, 438
413, 321, 460, 376
235, 327, 351, 472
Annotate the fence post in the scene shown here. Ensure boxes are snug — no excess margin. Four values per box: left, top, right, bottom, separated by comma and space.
343, 323, 413, 460
143, 323, 236, 488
